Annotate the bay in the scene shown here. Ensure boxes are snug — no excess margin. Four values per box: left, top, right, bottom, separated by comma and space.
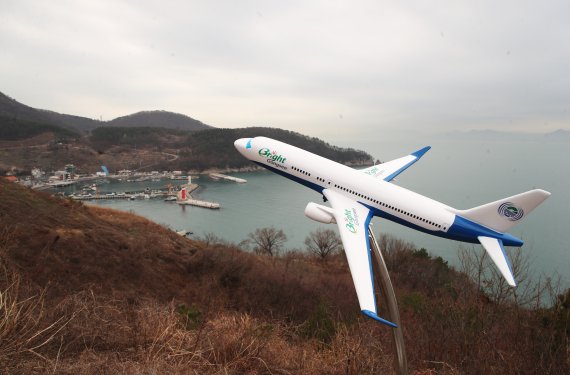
57, 137, 569, 288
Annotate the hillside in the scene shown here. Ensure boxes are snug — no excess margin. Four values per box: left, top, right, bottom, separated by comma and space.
1, 125, 373, 174
0, 180, 567, 374
0, 116, 80, 141
178, 127, 373, 170
107, 110, 212, 131
89, 126, 374, 171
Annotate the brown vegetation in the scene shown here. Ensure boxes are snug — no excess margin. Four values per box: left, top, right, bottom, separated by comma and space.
0, 179, 568, 374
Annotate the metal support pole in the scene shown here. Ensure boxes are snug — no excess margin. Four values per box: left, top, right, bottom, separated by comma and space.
368, 227, 408, 375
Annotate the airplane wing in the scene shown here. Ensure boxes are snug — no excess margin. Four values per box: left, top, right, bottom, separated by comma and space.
323, 189, 397, 327
361, 146, 431, 182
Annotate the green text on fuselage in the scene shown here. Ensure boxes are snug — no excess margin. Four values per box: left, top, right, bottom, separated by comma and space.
259, 148, 287, 164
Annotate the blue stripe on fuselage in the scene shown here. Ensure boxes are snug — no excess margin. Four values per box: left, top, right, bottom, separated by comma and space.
447, 215, 523, 247
362, 203, 448, 239
361, 204, 523, 247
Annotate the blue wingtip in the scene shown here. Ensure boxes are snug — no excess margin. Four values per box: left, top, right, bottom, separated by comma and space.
362, 310, 398, 328
411, 146, 431, 159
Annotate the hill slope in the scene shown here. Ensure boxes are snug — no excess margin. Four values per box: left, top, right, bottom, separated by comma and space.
0, 180, 567, 374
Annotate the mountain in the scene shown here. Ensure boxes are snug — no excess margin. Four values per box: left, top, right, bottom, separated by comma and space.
107, 110, 212, 131
0, 91, 212, 134
0, 91, 100, 133
0, 90, 372, 173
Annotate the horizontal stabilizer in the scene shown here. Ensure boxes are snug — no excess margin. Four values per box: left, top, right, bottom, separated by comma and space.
361, 146, 431, 182
456, 189, 550, 233
362, 310, 398, 328
478, 236, 516, 286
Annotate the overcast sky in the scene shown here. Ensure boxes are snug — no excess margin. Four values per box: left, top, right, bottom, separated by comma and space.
1, 0, 569, 141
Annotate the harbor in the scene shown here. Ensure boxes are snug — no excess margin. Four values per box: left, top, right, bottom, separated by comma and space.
64, 181, 221, 209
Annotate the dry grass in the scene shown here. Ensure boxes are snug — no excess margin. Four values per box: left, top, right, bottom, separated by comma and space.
0, 227, 73, 373
4, 290, 392, 374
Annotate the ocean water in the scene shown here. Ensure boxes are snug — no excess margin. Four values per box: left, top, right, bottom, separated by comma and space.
59, 137, 569, 288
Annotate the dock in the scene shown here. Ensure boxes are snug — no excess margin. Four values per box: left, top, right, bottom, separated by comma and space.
209, 173, 247, 183
177, 199, 220, 209
70, 194, 131, 201
176, 183, 220, 209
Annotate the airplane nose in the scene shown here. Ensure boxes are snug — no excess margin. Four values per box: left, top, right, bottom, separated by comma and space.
234, 138, 251, 153
234, 138, 245, 150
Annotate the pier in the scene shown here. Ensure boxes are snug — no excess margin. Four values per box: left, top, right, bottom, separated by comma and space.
177, 199, 220, 209
209, 173, 247, 183
70, 194, 131, 201
176, 183, 220, 209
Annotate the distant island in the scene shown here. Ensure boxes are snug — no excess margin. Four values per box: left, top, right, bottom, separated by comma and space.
441, 128, 570, 141
0, 91, 373, 174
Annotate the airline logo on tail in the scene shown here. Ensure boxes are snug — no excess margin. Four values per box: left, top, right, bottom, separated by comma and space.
498, 202, 524, 221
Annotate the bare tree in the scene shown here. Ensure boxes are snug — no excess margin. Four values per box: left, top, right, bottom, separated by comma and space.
246, 227, 287, 257
458, 244, 489, 293
304, 228, 342, 260
197, 232, 226, 247
458, 244, 555, 306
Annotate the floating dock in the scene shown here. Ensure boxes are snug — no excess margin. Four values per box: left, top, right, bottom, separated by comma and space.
209, 173, 247, 183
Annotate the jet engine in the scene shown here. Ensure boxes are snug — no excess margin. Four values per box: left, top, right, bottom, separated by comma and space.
304, 202, 336, 224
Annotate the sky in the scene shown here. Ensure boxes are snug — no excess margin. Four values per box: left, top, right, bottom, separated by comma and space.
1, 0, 569, 142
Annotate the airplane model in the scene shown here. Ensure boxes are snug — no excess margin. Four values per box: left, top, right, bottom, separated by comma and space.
234, 137, 550, 327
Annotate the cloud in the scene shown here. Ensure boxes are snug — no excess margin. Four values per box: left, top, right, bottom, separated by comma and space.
1, 0, 569, 138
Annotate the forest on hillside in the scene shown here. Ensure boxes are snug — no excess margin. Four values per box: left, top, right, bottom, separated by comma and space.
88, 126, 373, 171
90, 126, 187, 150
178, 127, 373, 170
0, 116, 79, 141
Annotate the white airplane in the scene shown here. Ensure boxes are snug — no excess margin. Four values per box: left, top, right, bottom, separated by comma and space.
234, 137, 550, 327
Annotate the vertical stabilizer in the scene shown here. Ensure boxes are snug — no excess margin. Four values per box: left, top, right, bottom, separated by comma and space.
478, 236, 516, 286
455, 189, 550, 233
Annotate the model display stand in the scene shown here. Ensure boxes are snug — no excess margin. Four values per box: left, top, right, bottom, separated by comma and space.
368, 228, 408, 375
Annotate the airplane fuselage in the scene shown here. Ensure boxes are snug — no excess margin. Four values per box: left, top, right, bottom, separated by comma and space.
235, 137, 523, 247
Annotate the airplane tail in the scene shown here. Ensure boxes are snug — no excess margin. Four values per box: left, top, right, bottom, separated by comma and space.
454, 189, 550, 233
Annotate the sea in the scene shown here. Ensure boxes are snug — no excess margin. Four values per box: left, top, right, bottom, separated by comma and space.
54, 136, 570, 289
